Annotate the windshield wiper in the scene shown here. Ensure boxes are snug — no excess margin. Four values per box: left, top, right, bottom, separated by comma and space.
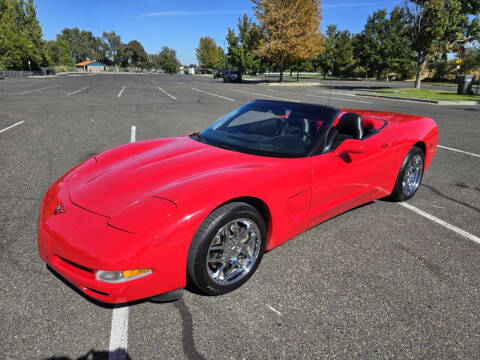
189, 132, 206, 143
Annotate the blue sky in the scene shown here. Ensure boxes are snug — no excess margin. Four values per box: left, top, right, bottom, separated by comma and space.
37, 0, 402, 65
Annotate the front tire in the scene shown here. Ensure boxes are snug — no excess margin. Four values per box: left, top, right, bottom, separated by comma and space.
187, 202, 267, 295
389, 146, 424, 202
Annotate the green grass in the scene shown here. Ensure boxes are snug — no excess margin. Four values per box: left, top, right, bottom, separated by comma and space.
362, 88, 480, 101
52, 65, 75, 73
422, 81, 457, 87
287, 74, 328, 80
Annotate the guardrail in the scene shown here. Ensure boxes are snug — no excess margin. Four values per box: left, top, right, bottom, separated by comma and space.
0, 70, 43, 78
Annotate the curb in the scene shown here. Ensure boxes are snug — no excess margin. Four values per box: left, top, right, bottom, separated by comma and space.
356, 93, 480, 105
261, 82, 319, 87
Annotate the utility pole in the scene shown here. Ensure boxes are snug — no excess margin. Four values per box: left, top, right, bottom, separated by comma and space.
221, 40, 227, 69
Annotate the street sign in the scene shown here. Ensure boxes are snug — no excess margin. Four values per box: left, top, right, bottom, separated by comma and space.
456, 59, 463, 65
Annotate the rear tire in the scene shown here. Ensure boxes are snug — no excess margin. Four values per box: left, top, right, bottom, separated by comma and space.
389, 146, 424, 202
187, 202, 266, 295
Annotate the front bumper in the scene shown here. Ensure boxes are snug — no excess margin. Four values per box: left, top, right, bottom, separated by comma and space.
38, 179, 186, 304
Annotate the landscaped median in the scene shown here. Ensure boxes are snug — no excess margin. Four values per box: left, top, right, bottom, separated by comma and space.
356, 88, 480, 105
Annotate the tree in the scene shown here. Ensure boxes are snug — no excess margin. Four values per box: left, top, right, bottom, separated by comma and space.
118, 44, 130, 70
403, 0, 480, 88
354, 7, 414, 80
226, 14, 263, 74
252, 0, 323, 81
125, 40, 147, 68
57, 28, 106, 64
46, 39, 74, 67
0, 0, 45, 70
196, 37, 218, 69
102, 31, 122, 70
22, 0, 44, 66
0, 0, 24, 70
318, 25, 353, 78
460, 45, 480, 72
216, 46, 227, 69
157, 46, 180, 73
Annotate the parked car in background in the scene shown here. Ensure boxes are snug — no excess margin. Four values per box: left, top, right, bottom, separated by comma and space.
41, 67, 56, 76
214, 69, 225, 79
223, 70, 242, 83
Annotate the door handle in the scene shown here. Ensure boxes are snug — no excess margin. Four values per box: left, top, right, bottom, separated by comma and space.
381, 142, 392, 149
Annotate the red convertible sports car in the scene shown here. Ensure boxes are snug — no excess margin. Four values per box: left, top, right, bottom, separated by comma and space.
38, 100, 438, 304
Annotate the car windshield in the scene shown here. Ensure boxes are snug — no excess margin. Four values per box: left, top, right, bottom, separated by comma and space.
194, 100, 340, 158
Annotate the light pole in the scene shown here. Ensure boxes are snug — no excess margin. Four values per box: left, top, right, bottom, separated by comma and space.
221, 39, 227, 69
28, 60, 31, 74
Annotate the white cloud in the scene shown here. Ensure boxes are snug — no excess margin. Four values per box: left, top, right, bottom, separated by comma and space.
142, 10, 252, 17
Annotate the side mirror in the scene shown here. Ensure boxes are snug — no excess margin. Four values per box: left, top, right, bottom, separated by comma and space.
334, 139, 366, 155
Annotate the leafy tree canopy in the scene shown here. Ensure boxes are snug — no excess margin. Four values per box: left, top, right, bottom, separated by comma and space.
154, 46, 180, 73
0, 0, 45, 70
404, 0, 480, 88
103, 31, 122, 68
196, 36, 218, 69
226, 14, 263, 74
317, 25, 353, 78
252, 0, 324, 81
353, 7, 414, 80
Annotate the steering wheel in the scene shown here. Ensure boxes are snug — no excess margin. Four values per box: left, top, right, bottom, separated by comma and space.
274, 110, 292, 136
277, 117, 311, 142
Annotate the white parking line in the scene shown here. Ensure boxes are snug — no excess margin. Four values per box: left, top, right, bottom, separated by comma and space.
157, 87, 176, 100
118, 86, 126, 98
229, 88, 299, 102
437, 145, 480, 158
176, 82, 186, 85
0, 121, 25, 134
400, 202, 480, 245
191, 87, 235, 101
66, 85, 92, 96
108, 306, 129, 360
268, 89, 373, 104
108, 125, 136, 360
19, 85, 59, 95
130, 125, 136, 143
266, 304, 282, 316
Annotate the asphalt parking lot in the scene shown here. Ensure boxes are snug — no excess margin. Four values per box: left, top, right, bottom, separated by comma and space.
1, 73, 479, 360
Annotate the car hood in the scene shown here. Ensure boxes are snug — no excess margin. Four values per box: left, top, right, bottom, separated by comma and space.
65, 137, 267, 217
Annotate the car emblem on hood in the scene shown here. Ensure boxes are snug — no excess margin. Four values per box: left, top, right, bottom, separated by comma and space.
54, 204, 67, 215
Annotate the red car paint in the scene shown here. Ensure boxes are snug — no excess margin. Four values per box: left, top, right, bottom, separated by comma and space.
38, 109, 438, 303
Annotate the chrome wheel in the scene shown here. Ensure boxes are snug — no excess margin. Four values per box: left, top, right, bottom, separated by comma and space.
402, 154, 423, 197
206, 218, 261, 286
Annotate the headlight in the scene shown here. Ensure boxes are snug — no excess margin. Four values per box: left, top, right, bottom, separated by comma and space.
96, 268, 152, 283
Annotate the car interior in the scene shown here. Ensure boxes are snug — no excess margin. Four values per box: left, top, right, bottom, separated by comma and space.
214, 109, 387, 157
222, 112, 317, 155
322, 112, 387, 153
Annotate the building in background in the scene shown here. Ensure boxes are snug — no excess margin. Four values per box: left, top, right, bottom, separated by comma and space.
75, 60, 105, 73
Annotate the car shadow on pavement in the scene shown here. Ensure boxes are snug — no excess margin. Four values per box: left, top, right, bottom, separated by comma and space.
241, 79, 278, 84
44, 348, 132, 360
315, 85, 394, 92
